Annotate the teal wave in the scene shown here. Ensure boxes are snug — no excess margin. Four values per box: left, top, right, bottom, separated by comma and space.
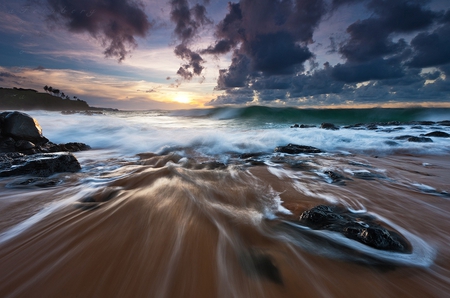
172, 106, 450, 125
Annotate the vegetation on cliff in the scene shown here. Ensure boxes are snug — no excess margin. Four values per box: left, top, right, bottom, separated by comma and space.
0, 87, 91, 111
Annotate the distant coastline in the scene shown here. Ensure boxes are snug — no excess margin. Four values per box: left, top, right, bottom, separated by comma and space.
0, 87, 117, 111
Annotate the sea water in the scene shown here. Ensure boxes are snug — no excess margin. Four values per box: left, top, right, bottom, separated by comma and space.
1, 107, 450, 297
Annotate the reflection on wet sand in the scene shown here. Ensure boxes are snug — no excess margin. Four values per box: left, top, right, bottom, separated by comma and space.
1, 153, 450, 297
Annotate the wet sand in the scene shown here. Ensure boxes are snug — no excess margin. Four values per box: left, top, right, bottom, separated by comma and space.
1, 152, 450, 297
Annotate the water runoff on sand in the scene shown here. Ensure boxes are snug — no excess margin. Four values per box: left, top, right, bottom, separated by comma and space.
1, 106, 450, 297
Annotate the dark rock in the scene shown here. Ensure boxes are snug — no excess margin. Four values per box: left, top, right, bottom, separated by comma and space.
407, 136, 433, 143
321, 122, 339, 130
323, 170, 345, 183
437, 120, 450, 126
0, 137, 16, 152
418, 121, 435, 126
7, 177, 59, 188
15, 140, 35, 151
195, 161, 227, 170
239, 152, 265, 159
351, 170, 385, 180
1, 111, 46, 143
343, 123, 364, 129
239, 250, 283, 284
394, 135, 415, 140
290, 124, 315, 128
299, 205, 410, 253
0, 152, 81, 177
366, 124, 378, 130
275, 143, 322, 154
422, 131, 450, 138
59, 142, 92, 152
384, 140, 399, 146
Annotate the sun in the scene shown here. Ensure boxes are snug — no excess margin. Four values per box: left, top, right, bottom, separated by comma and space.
174, 93, 191, 104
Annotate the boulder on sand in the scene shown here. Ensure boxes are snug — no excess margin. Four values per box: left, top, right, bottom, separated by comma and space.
0, 152, 81, 177
298, 205, 410, 253
0, 111, 89, 177
275, 143, 322, 154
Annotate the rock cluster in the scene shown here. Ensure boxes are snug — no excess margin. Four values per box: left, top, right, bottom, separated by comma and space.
274, 143, 322, 154
0, 111, 90, 177
299, 205, 410, 253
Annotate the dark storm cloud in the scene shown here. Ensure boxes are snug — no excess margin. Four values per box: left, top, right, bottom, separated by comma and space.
339, 0, 437, 63
46, 0, 152, 62
331, 59, 405, 83
216, 51, 251, 89
205, 0, 326, 91
169, 0, 211, 80
210, 0, 450, 106
174, 44, 205, 80
408, 22, 450, 68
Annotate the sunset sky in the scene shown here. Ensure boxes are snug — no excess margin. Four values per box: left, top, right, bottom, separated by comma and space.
0, 0, 449, 110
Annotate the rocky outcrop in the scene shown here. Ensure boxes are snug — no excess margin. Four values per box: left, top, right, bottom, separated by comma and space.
0, 111, 46, 143
275, 143, 322, 154
0, 111, 89, 177
320, 123, 339, 130
407, 136, 433, 143
0, 152, 81, 177
0, 111, 91, 154
290, 124, 316, 128
298, 205, 410, 253
422, 131, 450, 138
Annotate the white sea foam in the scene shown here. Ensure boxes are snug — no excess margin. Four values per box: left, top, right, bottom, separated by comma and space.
27, 110, 450, 158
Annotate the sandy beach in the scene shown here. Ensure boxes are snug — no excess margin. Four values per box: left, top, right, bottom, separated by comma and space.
1, 151, 449, 297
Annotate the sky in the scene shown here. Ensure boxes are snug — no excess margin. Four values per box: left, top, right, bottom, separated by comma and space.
0, 0, 449, 110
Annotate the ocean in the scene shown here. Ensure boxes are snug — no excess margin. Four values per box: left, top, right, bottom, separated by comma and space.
1, 107, 450, 297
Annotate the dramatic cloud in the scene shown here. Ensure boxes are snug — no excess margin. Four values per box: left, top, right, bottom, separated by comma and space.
408, 22, 450, 68
210, 0, 450, 106
339, 0, 437, 63
170, 0, 211, 80
205, 0, 326, 91
46, 0, 152, 62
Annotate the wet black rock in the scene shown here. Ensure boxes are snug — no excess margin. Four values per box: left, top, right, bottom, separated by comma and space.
323, 170, 345, 184
0, 111, 46, 143
239, 152, 265, 159
299, 205, 410, 253
0, 152, 81, 177
275, 143, 322, 154
438, 120, 450, 126
239, 250, 283, 284
7, 177, 60, 188
320, 122, 339, 130
394, 135, 415, 140
407, 136, 433, 143
421, 131, 450, 138
291, 124, 315, 128
0, 111, 90, 154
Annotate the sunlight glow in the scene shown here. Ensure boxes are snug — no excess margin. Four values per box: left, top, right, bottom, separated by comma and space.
174, 93, 191, 104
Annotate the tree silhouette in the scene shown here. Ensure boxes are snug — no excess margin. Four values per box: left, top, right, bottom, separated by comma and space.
44, 85, 49, 93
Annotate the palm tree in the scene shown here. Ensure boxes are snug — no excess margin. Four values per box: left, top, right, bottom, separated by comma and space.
44, 85, 48, 93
